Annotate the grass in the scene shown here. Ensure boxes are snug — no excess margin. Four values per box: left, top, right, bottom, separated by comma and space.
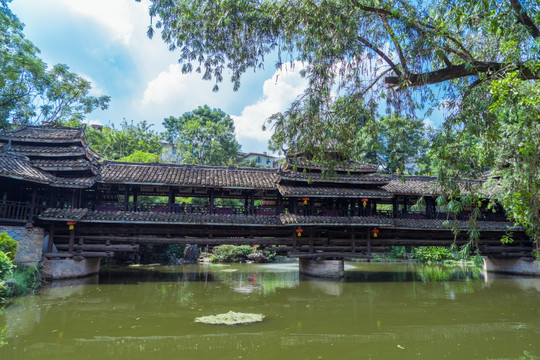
195, 311, 265, 325
1, 265, 42, 302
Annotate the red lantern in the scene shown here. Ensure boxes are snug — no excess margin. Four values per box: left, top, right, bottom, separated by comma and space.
66, 221, 77, 230
361, 198, 369, 207
296, 227, 304, 237
301, 197, 310, 205
371, 228, 380, 238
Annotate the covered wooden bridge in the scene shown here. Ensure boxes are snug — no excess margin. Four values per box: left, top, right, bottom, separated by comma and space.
0, 125, 531, 275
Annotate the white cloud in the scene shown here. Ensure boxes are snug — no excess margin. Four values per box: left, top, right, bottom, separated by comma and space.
231, 62, 309, 144
79, 73, 105, 96
61, 0, 137, 44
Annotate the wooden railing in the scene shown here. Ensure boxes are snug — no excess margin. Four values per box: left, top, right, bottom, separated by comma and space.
0, 201, 30, 223
88, 201, 508, 222
91, 202, 281, 216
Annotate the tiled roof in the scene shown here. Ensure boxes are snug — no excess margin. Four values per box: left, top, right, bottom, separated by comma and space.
39, 208, 281, 226
38, 208, 89, 221
0, 143, 89, 157
382, 176, 485, 196
52, 176, 97, 188
279, 170, 390, 185
279, 214, 394, 226
100, 161, 279, 189
0, 125, 84, 143
382, 176, 440, 196
0, 153, 54, 184
32, 159, 95, 172
38, 207, 518, 231
393, 218, 519, 231
277, 185, 392, 198
0, 153, 97, 188
282, 161, 377, 174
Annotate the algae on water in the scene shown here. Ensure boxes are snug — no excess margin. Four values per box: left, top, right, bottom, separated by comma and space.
194, 311, 265, 325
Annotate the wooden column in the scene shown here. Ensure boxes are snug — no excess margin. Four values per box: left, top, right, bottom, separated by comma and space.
426, 196, 435, 219
292, 229, 297, 254
244, 194, 249, 215
366, 228, 372, 257
250, 191, 255, 215
168, 187, 175, 212
372, 199, 377, 216
27, 187, 37, 224
403, 196, 408, 215
71, 189, 77, 209
123, 186, 129, 211
351, 230, 356, 253
47, 223, 55, 253
392, 197, 399, 218
68, 226, 75, 254
209, 188, 215, 215
133, 187, 138, 211
290, 197, 297, 215
277, 193, 282, 215
309, 230, 314, 253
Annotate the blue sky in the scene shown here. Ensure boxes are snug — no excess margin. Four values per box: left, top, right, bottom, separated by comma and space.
10, 0, 443, 153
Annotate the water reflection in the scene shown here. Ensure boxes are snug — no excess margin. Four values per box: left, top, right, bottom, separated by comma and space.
1, 262, 539, 360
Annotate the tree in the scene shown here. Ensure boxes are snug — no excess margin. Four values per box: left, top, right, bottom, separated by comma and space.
0, 2, 109, 129
356, 114, 431, 174
144, 0, 540, 250
86, 120, 162, 160
163, 105, 241, 166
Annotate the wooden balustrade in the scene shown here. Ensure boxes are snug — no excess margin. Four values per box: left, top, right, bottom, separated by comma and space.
0, 201, 30, 223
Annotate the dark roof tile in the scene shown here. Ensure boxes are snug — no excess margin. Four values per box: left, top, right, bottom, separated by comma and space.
100, 161, 279, 189
278, 185, 392, 198
0, 125, 83, 142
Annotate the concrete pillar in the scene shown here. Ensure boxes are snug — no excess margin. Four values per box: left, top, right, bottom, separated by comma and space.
483, 257, 540, 276
299, 258, 345, 278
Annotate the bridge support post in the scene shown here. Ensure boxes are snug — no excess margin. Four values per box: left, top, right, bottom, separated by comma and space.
42, 257, 100, 280
299, 258, 344, 279
483, 257, 540, 276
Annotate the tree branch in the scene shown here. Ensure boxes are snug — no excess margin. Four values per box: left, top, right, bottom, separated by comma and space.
384, 61, 539, 87
357, 36, 402, 77
381, 15, 409, 75
509, 0, 540, 39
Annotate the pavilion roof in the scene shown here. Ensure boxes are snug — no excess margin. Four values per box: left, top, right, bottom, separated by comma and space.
0, 153, 97, 188
99, 161, 279, 189
382, 176, 485, 197
39, 208, 281, 226
38, 207, 519, 231
279, 214, 393, 226
281, 160, 378, 174
0, 125, 85, 143
277, 185, 392, 198
393, 218, 520, 231
279, 169, 390, 186
0, 153, 54, 185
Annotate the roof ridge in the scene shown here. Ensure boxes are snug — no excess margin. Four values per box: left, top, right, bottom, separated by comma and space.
102, 160, 279, 172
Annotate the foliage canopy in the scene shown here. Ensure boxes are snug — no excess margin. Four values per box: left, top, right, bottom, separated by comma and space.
163, 105, 241, 166
145, 0, 540, 250
0, 2, 110, 129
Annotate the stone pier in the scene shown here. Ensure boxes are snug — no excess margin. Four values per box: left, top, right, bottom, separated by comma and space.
483, 257, 540, 276
42, 258, 101, 280
299, 258, 345, 278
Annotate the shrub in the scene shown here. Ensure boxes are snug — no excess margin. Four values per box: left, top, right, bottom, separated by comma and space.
164, 244, 186, 259
0, 233, 18, 261
211, 245, 254, 262
412, 246, 456, 263
0, 252, 13, 280
2, 265, 41, 297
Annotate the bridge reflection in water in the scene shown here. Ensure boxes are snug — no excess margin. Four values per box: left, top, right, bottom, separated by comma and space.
1, 262, 539, 360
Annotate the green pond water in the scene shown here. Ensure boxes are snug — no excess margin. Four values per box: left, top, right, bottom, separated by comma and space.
1, 262, 539, 360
